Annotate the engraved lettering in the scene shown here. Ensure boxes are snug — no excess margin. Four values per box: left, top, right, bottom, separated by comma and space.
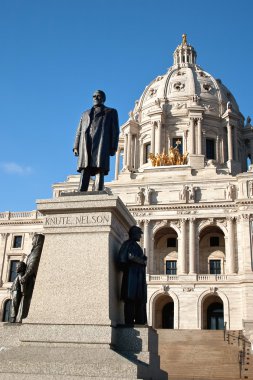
44, 213, 110, 227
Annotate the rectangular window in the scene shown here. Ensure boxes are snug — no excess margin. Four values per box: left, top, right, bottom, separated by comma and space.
173, 138, 183, 154
206, 139, 215, 159
210, 236, 220, 247
167, 238, 177, 247
166, 260, 177, 275
209, 260, 221, 275
8, 260, 20, 282
13, 235, 22, 249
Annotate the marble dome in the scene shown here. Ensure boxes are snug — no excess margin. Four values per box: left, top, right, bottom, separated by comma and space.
120, 35, 246, 176
132, 35, 240, 123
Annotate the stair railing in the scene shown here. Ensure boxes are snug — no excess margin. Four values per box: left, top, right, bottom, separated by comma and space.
224, 321, 227, 341
224, 327, 250, 379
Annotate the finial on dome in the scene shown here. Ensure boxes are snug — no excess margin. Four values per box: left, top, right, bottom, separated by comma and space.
173, 34, 197, 66
182, 34, 187, 46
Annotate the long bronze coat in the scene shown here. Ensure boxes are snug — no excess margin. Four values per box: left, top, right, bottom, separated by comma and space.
73, 106, 119, 175
118, 239, 147, 302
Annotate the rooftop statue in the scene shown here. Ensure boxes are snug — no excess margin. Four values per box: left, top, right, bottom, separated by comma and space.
149, 142, 188, 167
73, 90, 119, 192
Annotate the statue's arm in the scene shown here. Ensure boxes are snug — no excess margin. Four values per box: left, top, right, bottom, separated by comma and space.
73, 116, 83, 155
110, 109, 119, 155
128, 252, 147, 266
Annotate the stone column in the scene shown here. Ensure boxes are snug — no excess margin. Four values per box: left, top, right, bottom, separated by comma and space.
143, 219, 154, 274
127, 132, 132, 169
185, 50, 188, 63
216, 136, 220, 163
189, 118, 195, 154
114, 149, 120, 180
197, 118, 202, 154
189, 218, 196, 274
143, 219, 150, 258
226, 217, 235, 274
184, 130, 188, 153
227, 123, 233, 160
202, 129, 206, 156
250, 139, 253, 160
157, 121, 162, 154
234, 127, 238, 161
132, 135, 137, 169
151, 122, 156, 153
179, 219, 187, 274
237, 215, 252, 273
0, 233, 9, 286
123, 133, 128, 169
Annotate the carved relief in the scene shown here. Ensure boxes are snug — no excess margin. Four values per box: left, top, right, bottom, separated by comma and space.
182, 286, 194, 292
225, 183, 236, 201
203, 104, 215, 112
198, 71, 209, 78
172, 102, 187, 109
203, 82, 212, 91
149, 88, 157, 97
136, 187, 145, 206
173, 82, 185, 91
179, 184, 196, 203
161, 285, 170, 293
192, 94, 200, 104
145, 187, 154, 205
247, 181, 253, 198
210, 287, 218, 294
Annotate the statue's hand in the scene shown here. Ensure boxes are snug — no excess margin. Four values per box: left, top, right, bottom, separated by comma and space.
73, 148, 79, 156
20, 276, 26, 285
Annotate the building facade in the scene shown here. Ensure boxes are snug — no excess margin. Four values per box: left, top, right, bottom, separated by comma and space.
1, 36, 253, 340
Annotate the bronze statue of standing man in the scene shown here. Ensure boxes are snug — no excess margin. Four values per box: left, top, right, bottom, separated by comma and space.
73, 90, 119, 191
118, 226, 147, 326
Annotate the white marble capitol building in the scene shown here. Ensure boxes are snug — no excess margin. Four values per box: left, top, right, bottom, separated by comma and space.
1, 35, 253, 340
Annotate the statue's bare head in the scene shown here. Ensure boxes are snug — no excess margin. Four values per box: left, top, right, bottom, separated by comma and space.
32, 234, 45, 247
93, 90, 106, 107
129, 225, 143, 241
16, 261, 26, 274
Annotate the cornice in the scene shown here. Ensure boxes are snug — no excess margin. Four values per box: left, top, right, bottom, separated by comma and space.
0, 220, 43, 226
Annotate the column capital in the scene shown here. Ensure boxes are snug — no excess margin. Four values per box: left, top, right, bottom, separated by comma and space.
0, 233, 9, 240
226, 216, 235, 222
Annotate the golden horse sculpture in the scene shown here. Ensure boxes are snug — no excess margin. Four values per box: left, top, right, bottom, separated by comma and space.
149, 146, 188, 167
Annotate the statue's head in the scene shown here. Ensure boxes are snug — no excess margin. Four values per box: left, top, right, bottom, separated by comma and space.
16, 261, 26, 274
129, 225, 143, 241
92, 90, 106, 107
32, 234, 45, 247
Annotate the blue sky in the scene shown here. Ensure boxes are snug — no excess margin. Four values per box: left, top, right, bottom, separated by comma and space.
0, 0, 252, 211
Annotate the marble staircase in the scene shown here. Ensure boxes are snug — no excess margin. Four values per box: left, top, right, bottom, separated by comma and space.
157, 329, 252, 380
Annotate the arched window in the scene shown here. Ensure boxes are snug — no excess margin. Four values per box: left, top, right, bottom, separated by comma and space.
206, 139, 215, 159
144, 143, 151, 163
2, 299, 11, 322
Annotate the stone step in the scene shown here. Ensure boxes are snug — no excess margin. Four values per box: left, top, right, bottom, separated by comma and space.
0, 376, 142, 380
0, 346, 143, 379
157, 329, 244, 380
0, 323, 21, 347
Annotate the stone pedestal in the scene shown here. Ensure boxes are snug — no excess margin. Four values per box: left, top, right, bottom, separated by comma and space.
0, 194, 167, 379
21, 193, 134, 345
188, 154, 205, 169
